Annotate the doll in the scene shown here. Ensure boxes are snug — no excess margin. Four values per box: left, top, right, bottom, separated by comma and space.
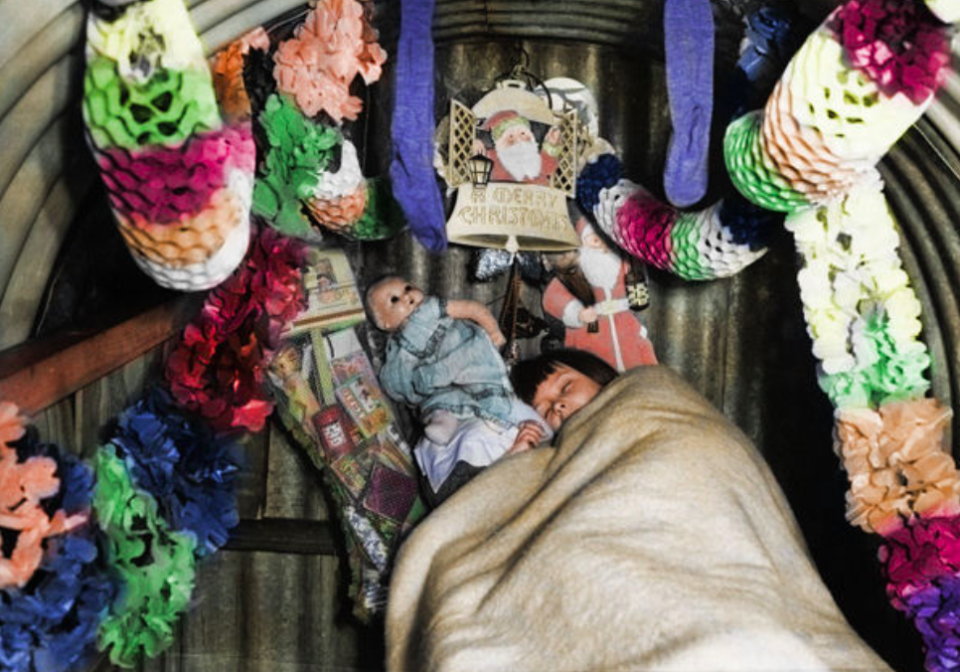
542, 219, 658, 372
366, 276, 551, 504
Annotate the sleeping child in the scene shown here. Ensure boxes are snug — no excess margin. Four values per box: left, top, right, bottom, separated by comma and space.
511, 348, 618, 431
365, 276, 552, 505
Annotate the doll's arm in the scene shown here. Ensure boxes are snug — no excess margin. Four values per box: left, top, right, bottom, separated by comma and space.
446, 299, 506, 347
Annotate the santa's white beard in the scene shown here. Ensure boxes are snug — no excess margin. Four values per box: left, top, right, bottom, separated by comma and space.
580, 246, 622, 292
497, 141, 542, 181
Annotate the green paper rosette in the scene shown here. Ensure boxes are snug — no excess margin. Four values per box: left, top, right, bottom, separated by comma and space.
724, 111, 810, 213
83, 56, 221, 152
93, 446, 197, 668
668, 211, 710, 281
252, 93, 341, 239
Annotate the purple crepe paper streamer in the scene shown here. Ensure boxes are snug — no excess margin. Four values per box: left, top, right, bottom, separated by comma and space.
389, 0, 448, 253
663, 0, 715, 208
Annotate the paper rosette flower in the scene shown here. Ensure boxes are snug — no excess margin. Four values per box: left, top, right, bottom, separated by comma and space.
211, 27, 271, 121
723, 110, 810, 213
827, 0, 951, 105
836, 398, 957, 535
0, 402, 26, 448
0, 433, 88, 590
252, 93, 341, 239
880, 517, 960, 672
0, 429, 115, 672
784, 26, 933, 162
110, 390, 241, 556
273, 0, 387, 122
93, 447, 197, 668
165, 227, 307, 433
348, 177, 407, 242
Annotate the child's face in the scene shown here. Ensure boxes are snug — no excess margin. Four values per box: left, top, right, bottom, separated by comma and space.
531, 365, 602, 431
368, 277, 424, 331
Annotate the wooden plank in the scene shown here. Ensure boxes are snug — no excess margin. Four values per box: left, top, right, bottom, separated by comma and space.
0, 297, 198, 415
223, 518, 336, 555
262, 423, 331, 521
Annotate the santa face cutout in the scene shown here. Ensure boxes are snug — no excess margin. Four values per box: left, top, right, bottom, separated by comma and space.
495, 124, 542, 182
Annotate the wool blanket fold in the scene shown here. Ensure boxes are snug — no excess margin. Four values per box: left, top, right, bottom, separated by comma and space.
386, 366, 891, 672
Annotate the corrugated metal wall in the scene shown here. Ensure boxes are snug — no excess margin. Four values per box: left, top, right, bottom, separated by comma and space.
3, 1, 960, 671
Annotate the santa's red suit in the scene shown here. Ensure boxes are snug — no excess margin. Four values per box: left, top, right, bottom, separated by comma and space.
542, 261, 657, 372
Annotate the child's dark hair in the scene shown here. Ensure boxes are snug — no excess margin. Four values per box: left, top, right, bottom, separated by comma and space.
511, 349, 618, 405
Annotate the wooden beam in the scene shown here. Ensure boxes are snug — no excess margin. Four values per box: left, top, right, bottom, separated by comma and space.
0, 297, 200, 415
223, 518, 337, 555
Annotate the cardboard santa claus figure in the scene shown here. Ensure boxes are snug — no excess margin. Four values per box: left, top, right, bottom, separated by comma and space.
542, 219, 658, 371
475, 110, 562, 186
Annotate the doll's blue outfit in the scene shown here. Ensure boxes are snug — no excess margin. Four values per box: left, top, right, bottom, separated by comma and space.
379, 296, 516, 426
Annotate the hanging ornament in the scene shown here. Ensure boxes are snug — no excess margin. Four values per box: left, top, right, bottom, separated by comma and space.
471, 248, 544, 283
439, 73, 581, 253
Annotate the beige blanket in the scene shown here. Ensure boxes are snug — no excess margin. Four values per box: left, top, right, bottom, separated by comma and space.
386, 366, 892, 672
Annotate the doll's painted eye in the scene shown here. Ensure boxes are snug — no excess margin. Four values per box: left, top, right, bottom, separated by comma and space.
391, 296, 399, 303
404, 285, 412, 291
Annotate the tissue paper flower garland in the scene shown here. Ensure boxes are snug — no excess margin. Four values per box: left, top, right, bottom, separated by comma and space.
211, 27, 271, 122
250, 3, 401, 242
783, 148, 959, 670
165, 226, 308, 433
0, 410, 118, 672
723, 0, 951, 213
272, 0, 386, 123
83, 0, 256, 291
576, 153, 780, 280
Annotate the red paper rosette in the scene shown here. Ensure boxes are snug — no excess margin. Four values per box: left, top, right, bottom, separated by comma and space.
828, 0, 951, 104
165, 227, 308, 433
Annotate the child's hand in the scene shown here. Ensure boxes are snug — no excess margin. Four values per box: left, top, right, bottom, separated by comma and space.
508, 421, 545, 454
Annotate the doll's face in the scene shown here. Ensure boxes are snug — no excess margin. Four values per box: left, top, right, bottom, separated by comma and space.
367, 277, 424, 332
531, 365, 602, 431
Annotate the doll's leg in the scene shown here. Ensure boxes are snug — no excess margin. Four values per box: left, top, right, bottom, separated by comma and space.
424, 410, 459, 445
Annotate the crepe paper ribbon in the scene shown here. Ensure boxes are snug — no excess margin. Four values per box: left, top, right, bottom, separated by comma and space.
86, 0, 208, 82
165, 227, 307, 433
95, 123, 255, 225
827, 0, 952, 105
0, 435, 88, 590
253, 93, 341, 239
663, 0, 714, 208
924, 0, 960, 23
93, 447, 197, 668
110, 390, 241, 557
0, 528, 117, 672
836, 398, 957, 535
211, 27, 271, 122
892, 574, 960, 672
273, 0, 387, 122
389, 0, 447, 253
578, 155, 777, 281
